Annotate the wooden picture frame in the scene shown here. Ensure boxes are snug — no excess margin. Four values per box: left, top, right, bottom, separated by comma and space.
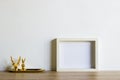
52, 38, 98, 72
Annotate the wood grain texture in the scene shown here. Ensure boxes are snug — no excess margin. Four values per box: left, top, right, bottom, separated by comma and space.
0, 71, 120, 80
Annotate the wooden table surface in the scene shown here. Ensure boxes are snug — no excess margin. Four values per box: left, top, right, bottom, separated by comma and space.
0, 71, 120, 80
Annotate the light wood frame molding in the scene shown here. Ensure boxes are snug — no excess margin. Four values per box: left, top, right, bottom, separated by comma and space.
53, 38, 98, 72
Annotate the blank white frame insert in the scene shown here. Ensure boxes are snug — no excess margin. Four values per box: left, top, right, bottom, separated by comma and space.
56, 38, 97, 72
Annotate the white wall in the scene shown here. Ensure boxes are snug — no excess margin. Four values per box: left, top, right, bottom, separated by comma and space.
0, 0, 120, 71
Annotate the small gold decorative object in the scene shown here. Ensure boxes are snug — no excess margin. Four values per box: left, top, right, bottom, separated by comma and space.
9, 68, 45, 73
10, 56, 45, 73
10, 56, 21, 71
21, 58, 26, 71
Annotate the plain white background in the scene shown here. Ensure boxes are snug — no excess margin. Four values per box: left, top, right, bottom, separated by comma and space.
0, 0, 120, 71
59, 42, 91, 69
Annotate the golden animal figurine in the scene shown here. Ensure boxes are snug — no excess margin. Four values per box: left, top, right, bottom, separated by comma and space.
10, 56, 21, 71
21, 58, 26, 71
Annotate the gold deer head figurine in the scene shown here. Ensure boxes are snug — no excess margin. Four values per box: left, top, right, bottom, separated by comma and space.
10, 56, 21, 71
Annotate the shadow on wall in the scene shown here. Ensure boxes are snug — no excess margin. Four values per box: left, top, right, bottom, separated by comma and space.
0, 59, 12, 71
51, 39, 57, 71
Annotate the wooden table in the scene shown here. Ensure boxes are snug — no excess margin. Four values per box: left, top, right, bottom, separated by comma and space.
0, 71, 120, 80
